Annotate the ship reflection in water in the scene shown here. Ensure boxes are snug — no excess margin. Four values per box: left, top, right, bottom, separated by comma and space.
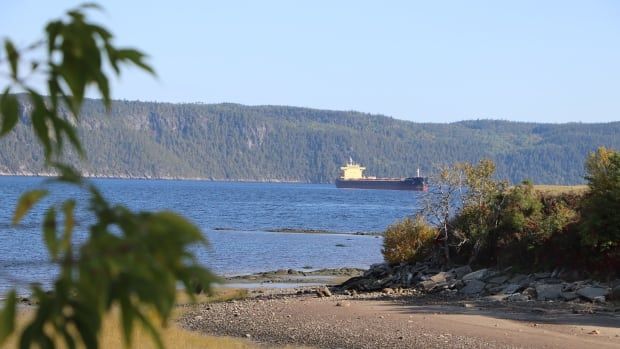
335, 158, 428, 191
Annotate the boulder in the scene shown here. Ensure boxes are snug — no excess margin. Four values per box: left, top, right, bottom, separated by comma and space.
420, 280, 447, 292
364, 263, 392, 277
451, 265, 472, 279
486, 284, 506, 295
561, 292, 579, 301
340, 275, 388, 291
462, 269, 489, 281
508, 274, 528, 284
460, 279, 486, 295
522, 287, 537, 298
536, 284, 563, 301
576, 286, 609, 302
500, 284, 522, 295
487, 275, 509, 284
448, 279, 464, 290
430, 271, 452, 283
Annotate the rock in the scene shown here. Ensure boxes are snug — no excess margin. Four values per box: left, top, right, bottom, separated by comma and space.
336, 301, 351, 307
609, 285, 620, 301
462, 269, 489, 281
452, 265, 472, 279
588, 329, 600, 335
576, 286, 609, 302
430, 271, 452, 283
403, 272, 414, 286
448, 279, 464, 290
486, 284, 506, 295
522, 287, 536, 298
420, 280, 437, 291
365, 262, 391, 277
561, 292, 578, 301
500, 284, 522, 295
382, 288, 394, 294
316, 286, 332, 297
487, 275, 509, 284
460, 279, 486, 295
339, 275, 387, 291
533, 272, 551, 280
536, 284, 563, 301
245, 334, 252, 339
506, 293, 529, 302
508, 274, 528, 284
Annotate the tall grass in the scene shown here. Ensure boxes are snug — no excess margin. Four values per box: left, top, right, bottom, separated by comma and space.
7, 288, 257, 349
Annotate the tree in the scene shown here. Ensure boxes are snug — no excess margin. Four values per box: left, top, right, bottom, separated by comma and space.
458, 160, 507, 263
580, 147, 620, 253
422, 159, 506, 265
421, 163, 465, 264
0, 4, 215, 348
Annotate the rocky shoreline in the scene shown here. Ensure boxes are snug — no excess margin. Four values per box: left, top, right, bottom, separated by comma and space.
337, 261, 620, 304
181, 273, 620, 349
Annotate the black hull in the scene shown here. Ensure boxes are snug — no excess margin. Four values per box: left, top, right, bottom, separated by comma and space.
335, 178, 428, 191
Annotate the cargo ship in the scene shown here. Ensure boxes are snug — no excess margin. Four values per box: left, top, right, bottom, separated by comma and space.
335, 158, 428, 191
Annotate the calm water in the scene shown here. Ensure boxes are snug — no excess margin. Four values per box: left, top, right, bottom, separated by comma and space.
0, 176, 423, 293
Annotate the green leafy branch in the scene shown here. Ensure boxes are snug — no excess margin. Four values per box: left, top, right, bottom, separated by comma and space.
0, 4, 215, 349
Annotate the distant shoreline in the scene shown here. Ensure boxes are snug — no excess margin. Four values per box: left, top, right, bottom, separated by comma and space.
0, 172, 310, 184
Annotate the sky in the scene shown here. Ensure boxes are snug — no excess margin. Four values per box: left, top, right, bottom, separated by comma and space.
2, 1, 620, 123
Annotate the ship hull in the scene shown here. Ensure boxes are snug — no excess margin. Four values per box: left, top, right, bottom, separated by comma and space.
335, 177, 428, 191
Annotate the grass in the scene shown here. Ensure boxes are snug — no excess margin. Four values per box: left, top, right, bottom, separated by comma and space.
6, 288, 261, 349
532, 184, 588, 195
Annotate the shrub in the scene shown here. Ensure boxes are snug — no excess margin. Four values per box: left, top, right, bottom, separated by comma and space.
580, 147, 620, 252
382, 216, 437, 265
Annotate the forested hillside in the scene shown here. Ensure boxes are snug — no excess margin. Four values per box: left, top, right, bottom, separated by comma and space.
1, 97, 618, 184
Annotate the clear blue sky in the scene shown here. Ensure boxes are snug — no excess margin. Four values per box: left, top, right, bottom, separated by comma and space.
2, 1, 620, 123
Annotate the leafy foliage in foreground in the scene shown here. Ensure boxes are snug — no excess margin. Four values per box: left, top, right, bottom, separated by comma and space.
1, 101, 620, 184
0, 4, 215, 349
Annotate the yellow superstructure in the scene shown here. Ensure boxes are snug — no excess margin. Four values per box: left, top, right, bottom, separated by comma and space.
340, 158, 366, 179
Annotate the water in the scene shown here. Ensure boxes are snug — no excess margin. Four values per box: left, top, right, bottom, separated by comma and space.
0, 176, 423, 293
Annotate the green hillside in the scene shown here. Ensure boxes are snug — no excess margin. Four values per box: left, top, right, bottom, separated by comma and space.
1, 98, 618, 184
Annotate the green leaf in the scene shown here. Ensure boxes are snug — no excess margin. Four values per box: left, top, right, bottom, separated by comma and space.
45, 21, 62, 54
115, 48, 155, 75
95, 72, 111, 109
43, 208, 58, 259
0, 89, 19, 135
13, 189, 49, 224
119, 295, 134, 347
51, 163, 82, 183
4, 39, 19, 78
28, 92, 52, 157
135, 309, 164, 349
0, 290, 16, 345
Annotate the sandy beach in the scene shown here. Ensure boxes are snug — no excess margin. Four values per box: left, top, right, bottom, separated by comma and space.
180, 282, 620, 349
